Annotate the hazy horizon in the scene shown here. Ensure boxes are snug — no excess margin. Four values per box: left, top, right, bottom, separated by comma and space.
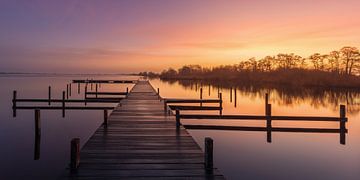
1, 0, 359, 73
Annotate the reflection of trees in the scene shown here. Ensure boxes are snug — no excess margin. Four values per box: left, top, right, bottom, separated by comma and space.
162, 79, 360, 115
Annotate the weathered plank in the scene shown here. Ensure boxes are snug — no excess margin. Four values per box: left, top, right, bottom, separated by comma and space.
62, 81, 225, 179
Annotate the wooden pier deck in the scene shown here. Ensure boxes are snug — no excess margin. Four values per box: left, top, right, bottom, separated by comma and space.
65, 81, 225, 179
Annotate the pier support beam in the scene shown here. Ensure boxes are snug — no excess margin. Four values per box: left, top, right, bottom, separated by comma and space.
70, 138, 80, 172
205, 137, 214, 173
266, 104, 272, 143
340, 105, 346, 145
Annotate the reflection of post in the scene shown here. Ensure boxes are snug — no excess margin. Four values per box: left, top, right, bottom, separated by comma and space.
205, 137, 214, 173
266, 104, 272, 143
217, 86, 220, 98
208, 84, 211, 96
234, 88, 237, 108
12, 91, 17, 117
340, 105, 346, 145
265, 93, 269, 107
34, 109, 41, 160
48, 86, 51, 105
91, 79, 93, 90
230, 88, 232, 103
77, 83, 80, 94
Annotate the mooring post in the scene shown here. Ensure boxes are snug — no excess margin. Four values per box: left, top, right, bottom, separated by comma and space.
95, 83, 98, 98
230, 87, 232, 103
340, 105, 346, 145
48, 86, 51, 105
205, 137, 214, 172
84, 85, 87, 106
66, 84, 69, 99
266, 104, 272, 143
164, 100, 167, 112
12, 90, 17, 117
217, 86, 220, 98
103, 109, 108, 127
200, 88, 203, 107
91, 79, 93, 90
176, 109, 180, 130
34, 109, 41, 160
70, 138, 80, 172
234, 88, 237, 108
77, 83, 80, 94
219, 93, 223, 116
62, 91, 66, 117
126, 87, 129, 94
69, 83, 72, 97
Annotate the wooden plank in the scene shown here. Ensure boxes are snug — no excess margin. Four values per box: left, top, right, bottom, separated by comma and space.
62, 80, 225, 179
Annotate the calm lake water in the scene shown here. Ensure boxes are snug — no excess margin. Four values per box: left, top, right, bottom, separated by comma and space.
0, 75, 359, 179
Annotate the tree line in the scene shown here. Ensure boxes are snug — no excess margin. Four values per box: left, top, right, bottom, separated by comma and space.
139, 46, 360, 88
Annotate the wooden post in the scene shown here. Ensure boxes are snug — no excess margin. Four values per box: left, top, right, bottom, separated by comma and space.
157, 88, 160, 95
176, 110, 180, 130
34, 109, 41, 160
66, 84, 69, 99
230, 88, 232, 103
219, 93, 223, 116
103, 110, 108, 127
95, 83, 98, 98
84, 85, 87, 106
48, 86, 51, 105
266, 104, 272, 143
126, 87, 129, 94
234, 88, 237, 108
77, 83, 80, 94
91, 79, 93, 90
69, 83, 72, 97
200, 88, 203, 107
62, 91, 66, 117
70, 138, 80, 172
205, 137, 213, 172
164, 100, 167, 112
340, 105, 346, 145
12, 90, 17, 117
217, 86, 220, 98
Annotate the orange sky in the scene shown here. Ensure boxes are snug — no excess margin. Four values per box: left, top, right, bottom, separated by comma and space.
0, 0, 359, 73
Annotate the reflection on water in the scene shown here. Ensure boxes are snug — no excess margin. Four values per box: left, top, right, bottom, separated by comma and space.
0, 75, 359, 180
160, 78, 360, 115
150, 78, 360, 180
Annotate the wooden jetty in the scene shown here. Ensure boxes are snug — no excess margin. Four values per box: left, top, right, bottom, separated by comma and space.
63, 81, 225, 179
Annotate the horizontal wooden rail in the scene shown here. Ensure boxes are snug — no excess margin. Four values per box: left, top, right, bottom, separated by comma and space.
15, 99, 120, 103
169, 105, 222, 111
16, 106, 115, 110
84, 97, 123, 101
73, 80, 137, 84
165, 99, 221, 103
183, 125, 347, 133
86, 92, 128, 96
179, 114, 345, 122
